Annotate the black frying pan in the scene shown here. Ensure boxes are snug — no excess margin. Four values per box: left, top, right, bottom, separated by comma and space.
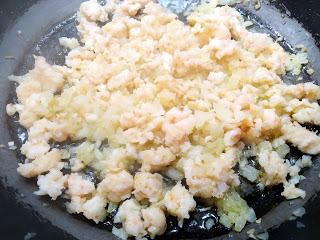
1, 0, 320, 239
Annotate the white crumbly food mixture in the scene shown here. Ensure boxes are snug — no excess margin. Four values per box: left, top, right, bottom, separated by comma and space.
7, 0, 320, 238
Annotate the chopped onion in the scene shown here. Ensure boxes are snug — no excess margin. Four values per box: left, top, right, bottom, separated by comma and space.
239, 159, 259, 182
112, 227, 128, 240
289, 175, 301, 185
301, 155, 312, 168
247, 207, 257, 222
256, 231, 269, 240
162, 167, 184, 181
107, 202, 118, 213
292, 207, 306, 218
205, 218, 215, 229
296, 221, 305, 229
243, 21, 253, 28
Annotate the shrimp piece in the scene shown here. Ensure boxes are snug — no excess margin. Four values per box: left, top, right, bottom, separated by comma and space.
82, 195, 107, 223
139, 146, 176, 172
79, 0, 108, 22
67, 173, 95, 196
162, 108, 195, 150
282, 122, 320, 155
133, 172, 163, 202
97, 170, 133, 202
164, 182, 196, 227
34, 169, 68, 200
115, 199, 146, 237
142, 206, 167, 237
17, 149, 62, 178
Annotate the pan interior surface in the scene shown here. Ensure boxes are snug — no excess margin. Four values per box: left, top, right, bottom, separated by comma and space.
1, 0, 320, 239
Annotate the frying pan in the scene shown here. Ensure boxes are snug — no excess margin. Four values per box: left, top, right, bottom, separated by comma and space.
1, 0, 320, 239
